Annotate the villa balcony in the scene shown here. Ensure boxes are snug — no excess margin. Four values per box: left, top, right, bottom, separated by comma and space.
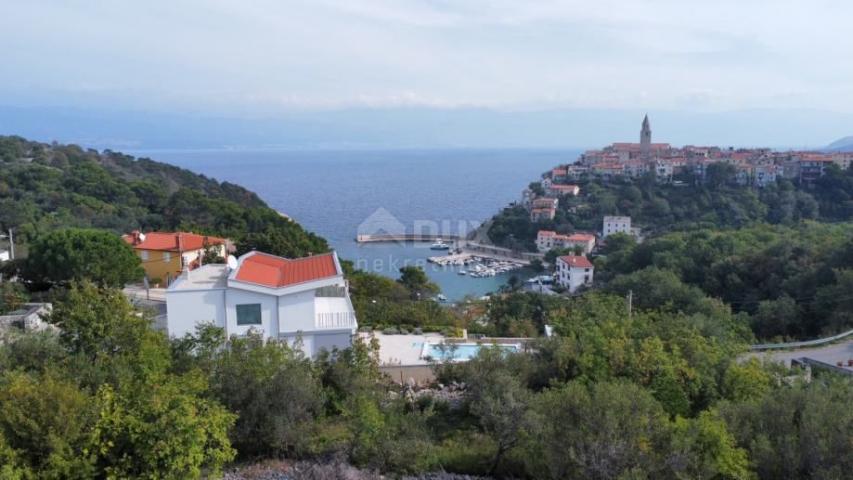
316, 311, 357, 329
314, 295, 357, 330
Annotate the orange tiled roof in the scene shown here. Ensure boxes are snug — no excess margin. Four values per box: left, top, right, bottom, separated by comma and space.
567, 234, 595, 242
235, 252, 338, 288
559, 255, 594, 268
123, 231, 226, 252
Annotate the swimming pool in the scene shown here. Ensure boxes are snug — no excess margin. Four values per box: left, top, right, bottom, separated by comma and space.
422, 342, 519, 361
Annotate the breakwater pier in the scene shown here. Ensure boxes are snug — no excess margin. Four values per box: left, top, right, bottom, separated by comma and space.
355, 234, 466, 243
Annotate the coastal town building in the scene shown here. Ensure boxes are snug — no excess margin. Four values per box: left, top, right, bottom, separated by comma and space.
556, 255, 594, 293
530, 198, 558, 222
537, 116, 852, 189
602, 216, 631, 238
536, 230, 596, 254
165, 250, 357, 358
545, 183, 580, 197
123, 231, 230, 285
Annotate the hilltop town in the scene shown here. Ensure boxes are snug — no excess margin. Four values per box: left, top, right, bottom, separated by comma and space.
563, 115, 851, 185
506, 116, 853, 238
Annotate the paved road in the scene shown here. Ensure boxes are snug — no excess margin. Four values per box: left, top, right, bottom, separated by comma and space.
744, 340, 853, 373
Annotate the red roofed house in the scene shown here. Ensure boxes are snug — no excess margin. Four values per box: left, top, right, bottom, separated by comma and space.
165, 250, 356, 358
530, 197, 559, 222
556, 255, 594, 293
123, 231, 229, 285
536, 230, 596, 254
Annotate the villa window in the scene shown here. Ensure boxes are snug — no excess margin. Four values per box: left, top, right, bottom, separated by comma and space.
140, 250, 149, 261
163, 252, 171, 263
236, 303, 262, 325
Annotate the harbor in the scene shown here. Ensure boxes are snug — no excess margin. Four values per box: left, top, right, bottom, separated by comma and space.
427, 251, 527, 278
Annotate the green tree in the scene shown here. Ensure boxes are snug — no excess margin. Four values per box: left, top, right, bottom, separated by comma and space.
207, 332, 324, 458
721, 379, 853, 480
668, 411, 752, 480
45, 281, 160, 369
721, 359, 773, 402
397, 266, 440, 300
89, 376, 235, 479
526, 381, 671, 479
23, 229, 142, 288
0, 370, 96, 478
0, 282, 28, 315
469, 370, 537, 475
706, 163, 738, 189
750, 295, 801, 340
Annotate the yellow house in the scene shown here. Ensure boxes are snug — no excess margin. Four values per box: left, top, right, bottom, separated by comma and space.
122, 231, 229, 286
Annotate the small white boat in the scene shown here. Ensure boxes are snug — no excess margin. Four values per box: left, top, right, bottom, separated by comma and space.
436, 294, 448, 302
430, 239, 450, 250
458, 269, 467, 275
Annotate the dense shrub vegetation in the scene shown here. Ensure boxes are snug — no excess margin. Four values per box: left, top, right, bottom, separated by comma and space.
486, 164, 853, 340
599, 223, 853, 340
488, 163, 853, 247
3, 287, 849, 479
0, 135, 327, 257
1, 137, 850, 478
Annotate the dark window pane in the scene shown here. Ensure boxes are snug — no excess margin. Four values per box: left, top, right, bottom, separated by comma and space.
236, 303, 262, 325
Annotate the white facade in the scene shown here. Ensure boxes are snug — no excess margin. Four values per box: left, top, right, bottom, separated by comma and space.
536, 231, 596, 254
165, 252, 356, 358
602, 216, 631, 238
556, 256, 594, 293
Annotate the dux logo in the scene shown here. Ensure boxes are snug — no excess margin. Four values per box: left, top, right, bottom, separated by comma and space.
357, 207, 407, 240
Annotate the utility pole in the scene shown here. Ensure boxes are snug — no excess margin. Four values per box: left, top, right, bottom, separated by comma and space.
627, 289, 633, 319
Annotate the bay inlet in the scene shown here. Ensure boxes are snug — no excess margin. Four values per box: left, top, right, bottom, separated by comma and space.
130, 148, 580, 300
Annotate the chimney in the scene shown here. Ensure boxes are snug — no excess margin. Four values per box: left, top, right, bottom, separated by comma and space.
131, 230, 141, 245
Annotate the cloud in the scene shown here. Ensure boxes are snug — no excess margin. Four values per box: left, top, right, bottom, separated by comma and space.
0, 0, 852, 115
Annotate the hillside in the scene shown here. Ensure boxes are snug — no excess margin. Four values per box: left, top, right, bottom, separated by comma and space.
826, 135, 853, 152
0, 135, 327, 257
488, 167, 853, 250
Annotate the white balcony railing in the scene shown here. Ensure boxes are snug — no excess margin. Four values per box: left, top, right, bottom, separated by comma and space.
316, 311, 356, 329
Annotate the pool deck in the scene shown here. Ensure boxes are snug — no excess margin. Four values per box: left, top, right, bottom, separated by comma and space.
366, 332, 534, 385
361, 332, 446, 367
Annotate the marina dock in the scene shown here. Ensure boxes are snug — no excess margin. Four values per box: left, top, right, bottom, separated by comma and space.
356, 234, 466, 243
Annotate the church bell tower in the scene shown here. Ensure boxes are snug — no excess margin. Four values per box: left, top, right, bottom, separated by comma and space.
640, 114, 652, 157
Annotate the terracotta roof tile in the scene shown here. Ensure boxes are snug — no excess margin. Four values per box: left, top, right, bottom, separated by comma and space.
558, 255, 594, 269
567, 234, 595, 242
235, 252, 338, 288
122, 231, 226, 252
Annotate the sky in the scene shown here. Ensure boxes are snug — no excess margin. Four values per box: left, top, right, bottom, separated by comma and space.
1, 1, 852, 148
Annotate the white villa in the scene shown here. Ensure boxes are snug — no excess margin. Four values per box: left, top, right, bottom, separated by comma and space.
556, 255, 594, 293
165, 250, 357, 358
602, 216, 632, 238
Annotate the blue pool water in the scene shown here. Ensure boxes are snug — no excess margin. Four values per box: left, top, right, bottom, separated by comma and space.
425, 343, 519, 361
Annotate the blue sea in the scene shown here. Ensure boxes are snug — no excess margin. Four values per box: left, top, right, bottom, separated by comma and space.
132, 149, 579, 300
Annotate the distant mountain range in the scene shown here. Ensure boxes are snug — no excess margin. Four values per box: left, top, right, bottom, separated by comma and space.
3, 104, 853, 151
826, 136, 853, 152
